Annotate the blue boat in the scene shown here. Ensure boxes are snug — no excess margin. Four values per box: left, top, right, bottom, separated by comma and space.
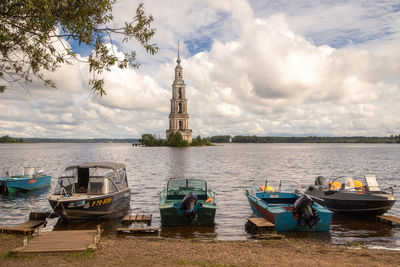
245, 180, 332, 232
0, 167, 52, 194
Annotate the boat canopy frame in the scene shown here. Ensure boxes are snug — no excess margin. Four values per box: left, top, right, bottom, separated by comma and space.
54, 162, 128, 195
166, 178, 208, 192
326, 175, 386, 192
251, 179, 302, 195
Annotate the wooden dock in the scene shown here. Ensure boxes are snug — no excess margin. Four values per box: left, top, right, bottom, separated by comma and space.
117, 213, 158, 235
121, 214, 152, 225
377, 215, 400, 225
0, 219, 46, 235
14, 229, 101, 253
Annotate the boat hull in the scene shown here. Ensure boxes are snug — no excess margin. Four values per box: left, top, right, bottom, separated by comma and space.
305, 188, 396, 216
0, 175, 51, 194
48, 188, 131, 220
246, 191, 332, 232
160, 204, 216, 226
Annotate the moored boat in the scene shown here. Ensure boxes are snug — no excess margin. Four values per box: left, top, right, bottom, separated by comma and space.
47, 162, 130, 221
305, 175, 396, 216
0, 167, 51, 194
159, 178, 217, 226
245, 180, 332, 232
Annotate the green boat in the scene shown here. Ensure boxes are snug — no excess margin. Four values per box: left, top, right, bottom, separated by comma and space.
159, 178, 217, 226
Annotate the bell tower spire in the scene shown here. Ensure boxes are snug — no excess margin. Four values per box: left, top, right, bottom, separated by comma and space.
166, 43, 192, 143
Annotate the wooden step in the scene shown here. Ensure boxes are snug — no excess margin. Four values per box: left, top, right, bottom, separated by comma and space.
121, 214, 152, 225
248, 217, 275, 228
377, 215, 400, 225
0, 219, 46, 235
245, 217, 276, 235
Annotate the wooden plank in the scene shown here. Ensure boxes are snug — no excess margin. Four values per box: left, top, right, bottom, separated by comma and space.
248, 217, 275, 228
121, 214, 152, 225
116, 227, 159, 234
0, 227, 35, 235
252, 233, 285, 240
0, 219, 46, 235
14, 220, 46, 229
377, 215, 400, 225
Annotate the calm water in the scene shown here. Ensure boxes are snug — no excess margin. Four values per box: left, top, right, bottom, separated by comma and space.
0, 143, 399, 248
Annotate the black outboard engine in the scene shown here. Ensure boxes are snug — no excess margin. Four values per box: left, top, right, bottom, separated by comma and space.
314, 176, 327, 188
293, 195, 320, 228
180, 192, 199, 223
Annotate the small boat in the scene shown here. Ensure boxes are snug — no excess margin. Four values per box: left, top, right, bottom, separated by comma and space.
0, 167, 51, 194
159, 178, 217, 226
245, 180, 332, 232
305, 175, 396, 216
48, 162, 130, 221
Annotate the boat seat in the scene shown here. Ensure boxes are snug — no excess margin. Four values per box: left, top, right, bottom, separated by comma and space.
258, 186, 275, 192
353, 180, 363, 191
329, 181, 342, 190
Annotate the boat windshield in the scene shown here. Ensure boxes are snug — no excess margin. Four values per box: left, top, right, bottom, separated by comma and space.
252, 180, 301, 194
329, 176, 373, 192
54, 176, 76, 195
23, 167, 35, 177
87, 177, 117, 195
278, 180, 302, 193
167, 179, 206, 191
1, 167, 12, 177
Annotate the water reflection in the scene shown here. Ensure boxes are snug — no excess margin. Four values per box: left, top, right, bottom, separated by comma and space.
160, 225, 217, 239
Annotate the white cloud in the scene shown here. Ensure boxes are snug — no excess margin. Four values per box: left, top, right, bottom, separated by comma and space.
1, 0, 399, 138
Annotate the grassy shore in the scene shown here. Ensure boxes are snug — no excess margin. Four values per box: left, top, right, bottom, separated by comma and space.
1, 234, 399, 266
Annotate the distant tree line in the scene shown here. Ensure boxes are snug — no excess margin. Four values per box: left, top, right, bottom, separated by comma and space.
210, 135, 232, 143
23, 138, 139, 143
139, 133, 212, 147
0, 135, 24, 143
209, 135, 400, 143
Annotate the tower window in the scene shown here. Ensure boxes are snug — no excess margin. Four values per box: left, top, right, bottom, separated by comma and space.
178, 89, 182, 98
178, 103, 182, 113
179, 121, 183, 130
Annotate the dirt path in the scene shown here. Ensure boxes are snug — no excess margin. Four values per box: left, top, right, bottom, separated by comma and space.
1, 234, 399, 266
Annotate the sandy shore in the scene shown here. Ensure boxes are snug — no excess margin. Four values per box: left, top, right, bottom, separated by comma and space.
1, 234, 399, 266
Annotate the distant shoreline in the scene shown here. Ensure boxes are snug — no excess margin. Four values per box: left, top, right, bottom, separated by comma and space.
1, 135, 400, 144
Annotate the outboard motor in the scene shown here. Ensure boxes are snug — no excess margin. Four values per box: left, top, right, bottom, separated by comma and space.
180, 192, 199, 223
314, 176, 327, 188
293, 195, 320, 228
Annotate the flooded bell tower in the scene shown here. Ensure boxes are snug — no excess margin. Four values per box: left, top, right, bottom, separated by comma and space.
166, 44, 192, 143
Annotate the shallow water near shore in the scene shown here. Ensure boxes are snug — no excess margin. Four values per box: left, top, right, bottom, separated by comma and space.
0, 143, 399, 248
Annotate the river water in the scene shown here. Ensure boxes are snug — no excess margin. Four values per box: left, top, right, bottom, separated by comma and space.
0, 143, 399, 248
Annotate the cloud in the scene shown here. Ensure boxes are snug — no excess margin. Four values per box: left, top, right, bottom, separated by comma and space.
1, 0, 399, 138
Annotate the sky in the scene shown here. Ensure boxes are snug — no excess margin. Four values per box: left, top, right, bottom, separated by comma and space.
1, 0, 400, 138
